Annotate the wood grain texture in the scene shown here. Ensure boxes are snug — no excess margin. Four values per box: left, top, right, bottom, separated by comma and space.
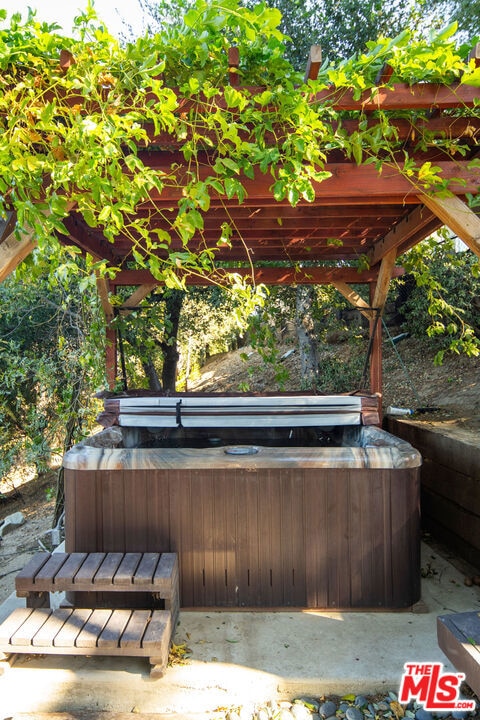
65, 462, 420, 609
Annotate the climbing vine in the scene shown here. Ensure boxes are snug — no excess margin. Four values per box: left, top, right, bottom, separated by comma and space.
0, 0, 478, 357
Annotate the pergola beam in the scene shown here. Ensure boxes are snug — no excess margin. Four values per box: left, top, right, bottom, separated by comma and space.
141, 160, 480, 204
110, 266, 404, 288
420, 194, 480, 258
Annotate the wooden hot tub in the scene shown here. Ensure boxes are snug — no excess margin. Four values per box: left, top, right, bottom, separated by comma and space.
63, 393, 421, 609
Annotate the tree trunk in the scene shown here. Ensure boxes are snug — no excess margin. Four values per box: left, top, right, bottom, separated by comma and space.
142, 358, 162, 391
161, 290, 185, 392
295, 285, 318, 389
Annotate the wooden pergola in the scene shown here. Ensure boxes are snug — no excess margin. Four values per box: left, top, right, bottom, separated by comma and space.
0, 45, 479, 401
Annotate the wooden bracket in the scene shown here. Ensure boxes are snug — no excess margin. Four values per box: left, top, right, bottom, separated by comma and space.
372, 248, 397, 313
332, 281, 373, 321
0, 214, 37, 283
119, 283, 158, 312
420, 193, 480, 258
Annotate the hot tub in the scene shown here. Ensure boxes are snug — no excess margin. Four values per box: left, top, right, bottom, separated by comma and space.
63, 393, 421, 609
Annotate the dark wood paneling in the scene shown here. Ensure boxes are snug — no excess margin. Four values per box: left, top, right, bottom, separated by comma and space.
387, 417, 480, 572
64, 465, 420, 609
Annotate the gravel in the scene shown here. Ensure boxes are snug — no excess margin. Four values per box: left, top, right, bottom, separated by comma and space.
224, 693, 477, 720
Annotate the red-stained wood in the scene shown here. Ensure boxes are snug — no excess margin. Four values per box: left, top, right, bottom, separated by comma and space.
110, 266, 405, 288
10, 80, 476, 118
369, 283, 383, 399
228, 46, 240, 86
304, 45, 322, 82
105, 327, 117, 391
139, 158, 480, 202
15, 553, 51, 595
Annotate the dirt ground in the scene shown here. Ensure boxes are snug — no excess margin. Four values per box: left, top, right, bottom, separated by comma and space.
0, 469, 56, 605
0, 334, 478, 606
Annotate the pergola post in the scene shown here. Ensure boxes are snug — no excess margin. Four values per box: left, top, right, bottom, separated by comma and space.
95, 271, 117, 389
369, 282, 383, 401
105, 328, 117, 389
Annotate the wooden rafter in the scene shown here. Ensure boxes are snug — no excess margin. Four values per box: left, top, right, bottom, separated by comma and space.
145, 115, 480, 149
228, 47, 240, 87
420, 194, 480, 258
368, 205, 442, 265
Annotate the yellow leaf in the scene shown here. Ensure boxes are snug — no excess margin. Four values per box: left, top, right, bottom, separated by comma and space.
390, 700, 405, 719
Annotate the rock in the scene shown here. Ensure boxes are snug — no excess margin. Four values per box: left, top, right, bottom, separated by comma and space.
296, 699, 320, 713
82, 426, 123, 448
319, 701, 337, 718
414, 709, 433, 720
291, 704, 312, 720
354, 695, 368, 708
256, 709, 270, 720
0, 511, 25, 539
345, 708, 363, 720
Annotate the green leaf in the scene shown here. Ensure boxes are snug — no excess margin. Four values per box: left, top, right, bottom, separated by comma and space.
461, 67, 480, 87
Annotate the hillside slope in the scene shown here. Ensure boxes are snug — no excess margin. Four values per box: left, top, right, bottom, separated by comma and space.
188, 335, 479, 438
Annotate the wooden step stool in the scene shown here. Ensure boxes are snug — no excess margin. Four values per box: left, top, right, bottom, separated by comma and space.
0, 551, 179, 678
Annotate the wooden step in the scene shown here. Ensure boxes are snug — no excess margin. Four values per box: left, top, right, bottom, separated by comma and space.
15, 551, 179, 626
0, 607, 171, 678
16, 552, 178, 596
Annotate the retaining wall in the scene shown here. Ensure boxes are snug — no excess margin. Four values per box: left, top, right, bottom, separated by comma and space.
386, 417, 480, 568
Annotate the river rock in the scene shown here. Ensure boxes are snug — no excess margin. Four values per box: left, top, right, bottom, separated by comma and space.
345, 708, 363, 720
319, 701, 337, 718
291, 703, 312, 720
354, 695, 368, 708
0, 511, 25, 539
415, 709, 433, 720
296, 698, 319, 713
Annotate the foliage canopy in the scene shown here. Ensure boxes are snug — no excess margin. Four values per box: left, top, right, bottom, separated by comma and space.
0, 0, 478, 292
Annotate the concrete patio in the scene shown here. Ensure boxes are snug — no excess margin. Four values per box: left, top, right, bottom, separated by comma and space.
1, 541, 479, 718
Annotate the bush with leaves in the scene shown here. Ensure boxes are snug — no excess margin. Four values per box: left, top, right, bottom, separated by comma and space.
0, 243, 105, 516
399, 233, 480, 364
